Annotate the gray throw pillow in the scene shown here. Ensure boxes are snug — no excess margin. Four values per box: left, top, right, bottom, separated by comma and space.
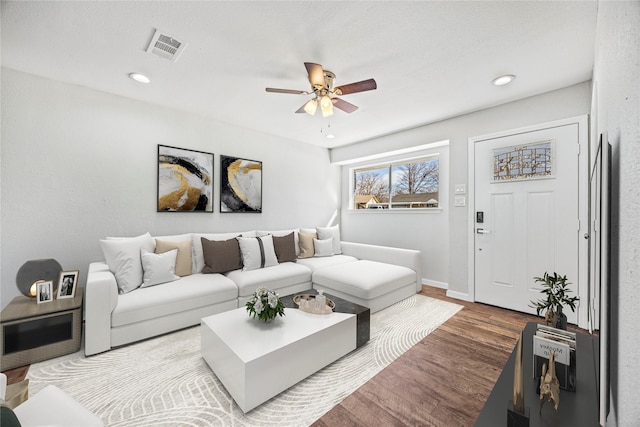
201, 237, 242, 273
272, 232, 297, 263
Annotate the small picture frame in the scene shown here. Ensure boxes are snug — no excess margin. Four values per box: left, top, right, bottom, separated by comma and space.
57, 270, 79, 299
36, 280, 53, 304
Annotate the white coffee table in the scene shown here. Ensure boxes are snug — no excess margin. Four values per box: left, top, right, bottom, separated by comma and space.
201, 307, 357, 413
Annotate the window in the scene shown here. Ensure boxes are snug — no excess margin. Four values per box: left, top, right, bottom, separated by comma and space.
352, 156, 439, 209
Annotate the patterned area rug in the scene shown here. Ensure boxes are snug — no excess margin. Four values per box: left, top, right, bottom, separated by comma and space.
27, 294, 461, 426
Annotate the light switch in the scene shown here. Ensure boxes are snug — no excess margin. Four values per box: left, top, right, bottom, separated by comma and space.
455, 196, 466, 207
455, 184, 466, 194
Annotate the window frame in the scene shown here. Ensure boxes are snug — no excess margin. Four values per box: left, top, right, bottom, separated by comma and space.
350, 153, 441, 212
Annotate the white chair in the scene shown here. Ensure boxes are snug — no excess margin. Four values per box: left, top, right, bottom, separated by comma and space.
0, 373, 103, 427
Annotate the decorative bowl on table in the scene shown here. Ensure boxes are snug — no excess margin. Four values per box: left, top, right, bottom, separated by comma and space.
294, 294, 335, 315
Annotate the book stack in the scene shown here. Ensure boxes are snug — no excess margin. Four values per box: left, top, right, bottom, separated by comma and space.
533, 324, 577, 391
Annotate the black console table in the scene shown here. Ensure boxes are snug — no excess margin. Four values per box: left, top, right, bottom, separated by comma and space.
475, 322, 599, 427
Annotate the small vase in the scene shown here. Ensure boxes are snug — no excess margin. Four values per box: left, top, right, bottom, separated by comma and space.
263, 316, 274, 323
555, 307, 567, 330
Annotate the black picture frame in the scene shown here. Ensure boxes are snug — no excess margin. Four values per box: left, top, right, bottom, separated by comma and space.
220, 155, 262, 213
157, 145, 214, 212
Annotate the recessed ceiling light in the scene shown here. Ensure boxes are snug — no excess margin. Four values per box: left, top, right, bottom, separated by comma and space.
326, 134, 336, 139
129, 72, 150, 84
492, 74, 515, 86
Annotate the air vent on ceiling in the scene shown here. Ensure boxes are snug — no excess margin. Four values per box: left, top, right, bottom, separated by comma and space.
146, 29, 187, 63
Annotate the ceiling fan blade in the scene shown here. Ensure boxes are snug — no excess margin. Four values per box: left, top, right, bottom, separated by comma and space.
332, 97, 359, 113
265, 87, 307, 95
334, 78, 377, 95
304, 62, 326, 90
295, 103, 308, 114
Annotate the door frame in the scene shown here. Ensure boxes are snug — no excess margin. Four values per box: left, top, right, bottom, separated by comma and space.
467, 115, 590, 329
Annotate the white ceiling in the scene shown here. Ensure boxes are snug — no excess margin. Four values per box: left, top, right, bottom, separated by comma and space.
0, 1, 597, 149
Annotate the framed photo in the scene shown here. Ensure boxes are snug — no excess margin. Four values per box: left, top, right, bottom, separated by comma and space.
36, 280, 53, 304
57, 270, 79, 299
220, 155, 262, 213
157, 145, 214, 212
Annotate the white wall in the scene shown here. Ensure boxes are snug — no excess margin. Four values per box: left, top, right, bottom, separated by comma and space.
337, 143, 449, 287
592, 1, 640, 425
333, 82, 592, 297
0, 69, 339, 309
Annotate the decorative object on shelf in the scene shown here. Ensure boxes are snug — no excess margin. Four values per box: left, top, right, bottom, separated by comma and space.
539, 351, 560, 413
508, 331, 530, 427
294, 292, 335, 315
529, 272, 579, 330
36, 280, 53, 304
57, 270, 79, 299
245, 287, 284, 322
220, 155, 262, 213
533, 324, 577, 391
16, 259, 63, 298
157, 145, 214, 212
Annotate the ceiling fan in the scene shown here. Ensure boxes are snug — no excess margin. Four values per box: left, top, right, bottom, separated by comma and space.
265, 62, 377, 117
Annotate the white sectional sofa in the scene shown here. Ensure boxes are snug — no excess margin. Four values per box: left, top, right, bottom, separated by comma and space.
84, 227, 422, 356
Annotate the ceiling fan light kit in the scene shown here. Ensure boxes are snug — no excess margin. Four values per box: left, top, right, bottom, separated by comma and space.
303, 99, 318, 115
320, 95, 333, 117
266, 62, 377, 117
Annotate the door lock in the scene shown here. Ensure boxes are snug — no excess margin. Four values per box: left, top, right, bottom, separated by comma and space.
476, 228, 491, 234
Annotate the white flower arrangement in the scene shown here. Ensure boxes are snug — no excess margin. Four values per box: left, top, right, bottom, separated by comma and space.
245, 287, 285, 322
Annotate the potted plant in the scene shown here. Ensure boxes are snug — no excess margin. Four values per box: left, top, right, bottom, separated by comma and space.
529, 272, 579, 330
246, 287, 285, 323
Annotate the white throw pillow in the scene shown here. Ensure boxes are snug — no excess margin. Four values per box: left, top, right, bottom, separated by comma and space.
313, 238, 334, 257
317, 225, 342, 254
100, 232, 155, 294
140, 249, 179, 287
237, 235, 278, 271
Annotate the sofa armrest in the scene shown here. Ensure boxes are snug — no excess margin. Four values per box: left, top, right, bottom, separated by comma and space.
84, 262, 118, 356
340, 242, 423, 292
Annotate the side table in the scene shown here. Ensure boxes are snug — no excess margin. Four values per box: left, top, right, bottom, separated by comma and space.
1, 288, 83, 371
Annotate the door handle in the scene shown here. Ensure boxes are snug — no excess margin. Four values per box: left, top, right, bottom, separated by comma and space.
476, 228, 491, 234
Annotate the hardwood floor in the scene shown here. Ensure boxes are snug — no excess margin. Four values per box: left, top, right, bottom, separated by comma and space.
313, 286, 585, 427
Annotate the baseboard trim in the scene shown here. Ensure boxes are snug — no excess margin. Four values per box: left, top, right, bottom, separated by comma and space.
422, 279, 448, 289
446, 289, 474, 302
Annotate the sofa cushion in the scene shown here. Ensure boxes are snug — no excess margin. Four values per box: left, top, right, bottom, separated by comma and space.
257, 229, 300, 256
112, 273, 238, 327
317, 225, 342, 255
313, 238, 334, 257
312, 260, 415, 300
140, 249, 179, 287
296, 254, 358, 272
155, 238, 192, 277
100, 232, 155, 294
298, 232, 316, 259
237, 235, 278, 271
192, 231, 255, 273
226, 262, 312, 297
272, 232, 297, 263
201, 237, 242, 274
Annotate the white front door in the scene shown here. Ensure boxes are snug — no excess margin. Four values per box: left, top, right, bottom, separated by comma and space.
473, 122, 582, 324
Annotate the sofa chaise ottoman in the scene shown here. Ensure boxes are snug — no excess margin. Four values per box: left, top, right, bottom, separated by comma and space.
84, 227, 422, 356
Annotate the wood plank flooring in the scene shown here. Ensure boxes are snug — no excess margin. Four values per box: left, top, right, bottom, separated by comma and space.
313, 286, 585, 427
